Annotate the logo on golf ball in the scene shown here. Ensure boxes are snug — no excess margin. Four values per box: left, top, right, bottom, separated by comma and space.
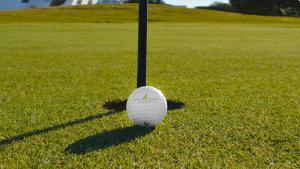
126, 86, 168, 126
133, 94, 159, 103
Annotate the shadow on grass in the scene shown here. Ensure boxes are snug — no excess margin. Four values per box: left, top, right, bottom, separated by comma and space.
0, 111, 119, 147
0, 99, 184, 149
103, 99, 185, 112
0, 100, 125, 147
65, 126, 154, 155
65, 99, 185, 155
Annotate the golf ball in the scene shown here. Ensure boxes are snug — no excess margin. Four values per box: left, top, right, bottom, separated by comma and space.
126, 86, 168, 126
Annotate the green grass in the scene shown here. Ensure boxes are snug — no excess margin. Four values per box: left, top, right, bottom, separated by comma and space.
0, 4, 300, 24
0, 5, 299, 168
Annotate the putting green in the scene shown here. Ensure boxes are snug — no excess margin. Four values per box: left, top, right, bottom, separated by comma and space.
0, 5, 299, 168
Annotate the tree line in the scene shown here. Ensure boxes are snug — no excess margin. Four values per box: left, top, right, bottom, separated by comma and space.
127, 0, 299, 16
230, 0, 300, 16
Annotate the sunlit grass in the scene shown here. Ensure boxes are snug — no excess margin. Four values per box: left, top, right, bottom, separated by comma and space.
0, 4, 300, 25
0, 5, 299, 168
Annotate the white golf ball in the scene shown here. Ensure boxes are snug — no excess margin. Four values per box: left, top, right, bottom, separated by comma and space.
126, 86, 168, 126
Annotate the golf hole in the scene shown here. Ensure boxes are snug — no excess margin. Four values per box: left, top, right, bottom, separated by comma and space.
103, 99, 185, 112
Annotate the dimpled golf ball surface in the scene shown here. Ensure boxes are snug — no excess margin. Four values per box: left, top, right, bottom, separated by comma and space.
126, 86, 168, 126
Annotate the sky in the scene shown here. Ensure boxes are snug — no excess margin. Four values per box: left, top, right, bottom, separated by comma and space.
164, 0, 229, 8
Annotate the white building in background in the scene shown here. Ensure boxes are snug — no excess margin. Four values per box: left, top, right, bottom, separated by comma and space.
64, 0, 124, 6
0, 0, 124, 10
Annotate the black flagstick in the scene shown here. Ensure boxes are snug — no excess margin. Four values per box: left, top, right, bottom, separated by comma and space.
137, 0, 148, 88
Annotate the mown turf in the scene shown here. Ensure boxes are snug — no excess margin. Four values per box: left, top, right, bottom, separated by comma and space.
0, 4, 300, 25
0, 5, 299, 169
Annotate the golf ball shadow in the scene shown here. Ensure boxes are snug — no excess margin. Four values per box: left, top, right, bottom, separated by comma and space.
65, 100, 184, 155
65, 126, 154, 155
